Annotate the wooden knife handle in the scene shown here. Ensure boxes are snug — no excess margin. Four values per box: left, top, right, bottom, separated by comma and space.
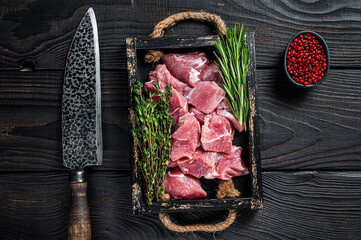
68, 170, 91, 240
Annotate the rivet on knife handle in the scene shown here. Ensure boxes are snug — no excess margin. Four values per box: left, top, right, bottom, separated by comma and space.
68, 170, 91, 240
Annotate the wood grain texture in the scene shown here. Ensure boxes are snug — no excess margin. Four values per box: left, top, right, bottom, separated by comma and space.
68, 182, 91, 240
0, 171, 360, 239
1, 69, 359, 171
1, 1, 361, 238
0, 70, 130, 171
0, 172, 69, 240
258, 69, 361, 170
1, 0, 361, 69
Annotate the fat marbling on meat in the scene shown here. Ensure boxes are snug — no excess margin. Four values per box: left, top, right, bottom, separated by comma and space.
216, 99, 245, 132
163, 167, 207, 200
200, 62, 223, 84
188, 81, 225, 114
206, 146, 249, 180
177, 145, 249, 181
201, 114, 233, 153
177, 147, 221, 178
170, 113, 200, 161
162, 52, 208, 87
188, 106, 207, 125
169, 88, 188, 124
145, 64, 187, 94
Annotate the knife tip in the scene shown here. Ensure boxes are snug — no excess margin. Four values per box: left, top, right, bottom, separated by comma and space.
86, 7, 95, 15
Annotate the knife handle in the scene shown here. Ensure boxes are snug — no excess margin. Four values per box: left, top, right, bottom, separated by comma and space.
68, 170, 91, 240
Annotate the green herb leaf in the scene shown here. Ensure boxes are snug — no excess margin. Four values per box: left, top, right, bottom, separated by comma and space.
132, 82, 174, 206
214, 24, 250, 131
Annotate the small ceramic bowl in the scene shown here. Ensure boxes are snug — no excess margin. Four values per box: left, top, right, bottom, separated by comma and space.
284, 31, 330, 88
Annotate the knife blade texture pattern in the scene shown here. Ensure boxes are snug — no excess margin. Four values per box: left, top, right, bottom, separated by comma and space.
62, 9, 102, 170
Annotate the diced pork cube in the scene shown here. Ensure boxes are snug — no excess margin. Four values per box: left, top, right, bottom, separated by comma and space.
216, 99, 245, 133
215, 146, 249, 180
169, 88, 188, 123
178, 148, 221, 178
163, 167, 207, 200
188, 81, 225, 114
170, 113, 200, 161
162, 52, 208, 87
145, 64, 187, 94
204, 146, 249, 180
200, 62, 223, 84
201, 114, 233, 153
189, 106, 207, 125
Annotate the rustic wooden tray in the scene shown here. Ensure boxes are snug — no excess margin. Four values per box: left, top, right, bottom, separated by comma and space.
126, 33, 262, 214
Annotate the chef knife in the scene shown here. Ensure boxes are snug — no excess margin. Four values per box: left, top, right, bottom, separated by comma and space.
62, 7, 102, 240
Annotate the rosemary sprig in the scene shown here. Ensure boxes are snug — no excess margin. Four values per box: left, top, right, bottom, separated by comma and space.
132, 82, 174, 206
214, 24, 250, 131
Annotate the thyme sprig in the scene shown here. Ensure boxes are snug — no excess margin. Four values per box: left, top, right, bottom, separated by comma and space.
214, 24, 250, 131
132, 82, 174, 206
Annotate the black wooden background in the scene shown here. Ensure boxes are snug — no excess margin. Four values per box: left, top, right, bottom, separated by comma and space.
1, 0, 361, 239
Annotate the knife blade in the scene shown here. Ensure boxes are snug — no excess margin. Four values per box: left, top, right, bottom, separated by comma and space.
62, 7, 102, 240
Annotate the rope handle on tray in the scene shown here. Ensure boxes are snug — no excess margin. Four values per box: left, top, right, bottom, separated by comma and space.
159, 179, 240, 232
145, 11, 227, 63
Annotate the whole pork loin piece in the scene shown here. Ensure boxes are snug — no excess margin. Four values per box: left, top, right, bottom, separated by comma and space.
170, 113, 201, 161
163, 167, 207, 200
188, 81, 225, 114
206, 146, 249, 180
162, 52, 208, 87
201, 114, 233, 153
145, 64, 187, 94
178, 148, 221, 178
169, 88, 188, 124
216, 99, 245, 133
200, 62, 223, 84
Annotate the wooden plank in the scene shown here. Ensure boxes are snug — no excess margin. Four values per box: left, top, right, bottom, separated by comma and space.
258, 69, 361, 170
0, 171, 360, 239
1, 0, 361, 69
0, 69, 360, 171
0, 70, 130, 170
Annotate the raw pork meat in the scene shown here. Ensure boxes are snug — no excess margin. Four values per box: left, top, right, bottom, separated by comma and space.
207, 146, 249, 180
170, 113, 201, 161
201, 114, 233, 153
189, 106, 207, 125
142, 51, 250, 201
162, 52, 208, 87
216, 98, 230, 109
145, 64, 187, 93
188, 81, 225, 114
178, 146, 249, 180
183, 86, 193, 101
163, 167, 207, 200
166, 160, 178, 169
200, 62, 223, 84
178, 148, 221, 178
216, 99, 245, 132
169, 88, 188, 123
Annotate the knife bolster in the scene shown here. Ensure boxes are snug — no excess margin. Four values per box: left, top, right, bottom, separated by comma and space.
70, 170, 86, 183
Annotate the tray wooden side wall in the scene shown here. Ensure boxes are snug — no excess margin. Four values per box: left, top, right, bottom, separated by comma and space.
126, 33, 262, 214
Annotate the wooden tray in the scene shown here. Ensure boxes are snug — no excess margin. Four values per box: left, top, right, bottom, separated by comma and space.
126, 33, 262, 214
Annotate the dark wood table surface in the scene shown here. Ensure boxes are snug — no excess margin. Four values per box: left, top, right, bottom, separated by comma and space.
1, 1, 361, 239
